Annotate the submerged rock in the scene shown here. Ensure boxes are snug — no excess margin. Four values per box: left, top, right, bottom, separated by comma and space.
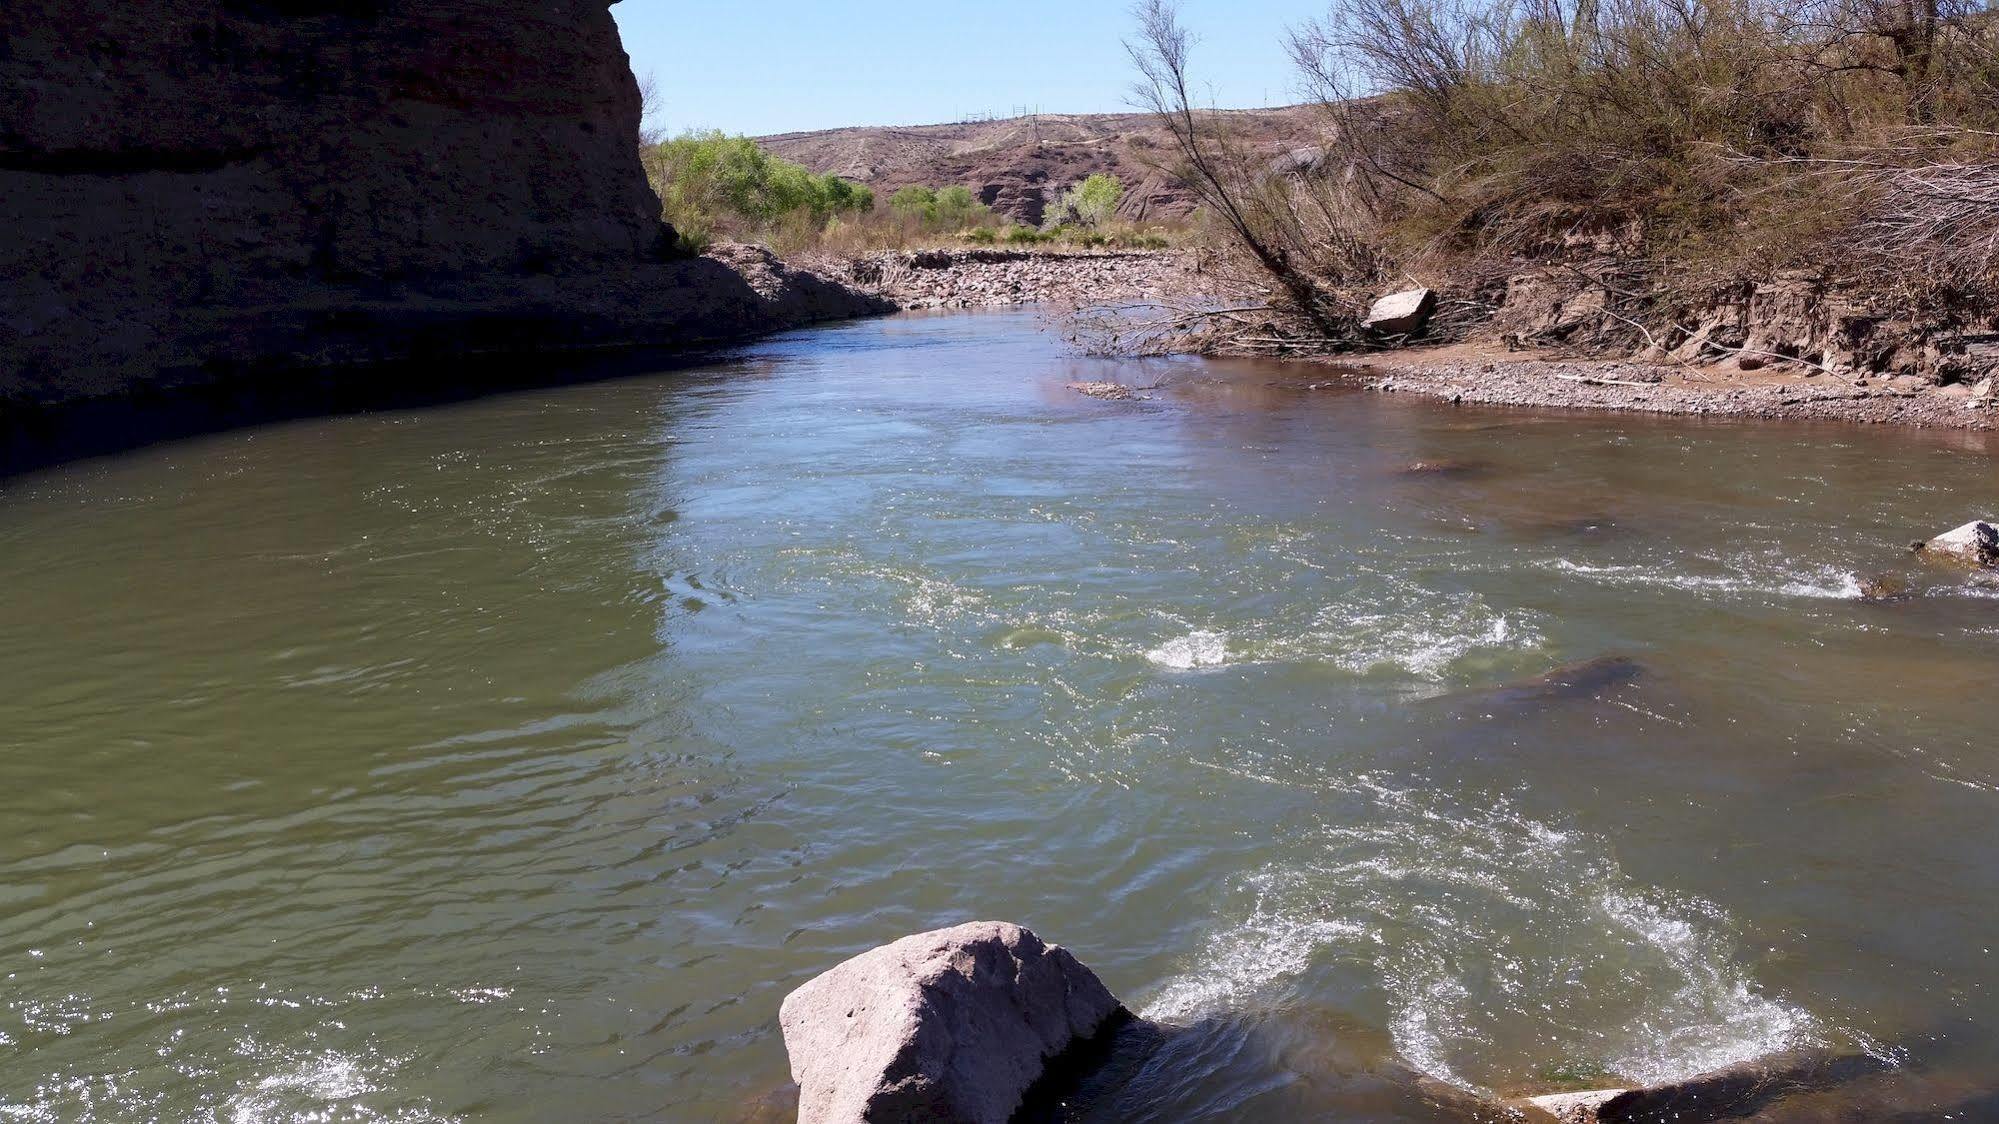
1399, 458, 1491, 478
780, 922, 1124, 1124
1067, 381, 1139, 401
1525, 1089, 1624, 1122
1513, 1050, 1895, 1123
1592, 1049, 1893, 1123
1364, 288, 1439, 336
1913, 520, 1999, 569
1471, 655, 1644, 711
1856, 572, 1914, 603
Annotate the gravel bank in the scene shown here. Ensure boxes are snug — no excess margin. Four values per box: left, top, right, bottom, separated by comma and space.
1329, 349, 1999, 431
835, 248, 1214, 310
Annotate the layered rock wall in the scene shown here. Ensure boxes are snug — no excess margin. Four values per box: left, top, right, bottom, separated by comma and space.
0, 1, 881, 413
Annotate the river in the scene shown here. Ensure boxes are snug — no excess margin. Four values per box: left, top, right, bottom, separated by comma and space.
2, 312, 1996, 1121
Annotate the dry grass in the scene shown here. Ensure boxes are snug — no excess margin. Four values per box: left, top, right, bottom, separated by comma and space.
1126, 0, 1999, 356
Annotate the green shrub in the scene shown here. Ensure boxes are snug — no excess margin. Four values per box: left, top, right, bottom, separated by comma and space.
934, 185, 984, 228
1046, 174, 1125, 231
642, 130, 874, 252
1073, 174, 1124, 228
889, 185, 939, 219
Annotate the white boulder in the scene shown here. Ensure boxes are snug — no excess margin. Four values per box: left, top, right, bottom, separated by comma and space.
1363, 287, 1438, 336
1916, 519, 1999, 568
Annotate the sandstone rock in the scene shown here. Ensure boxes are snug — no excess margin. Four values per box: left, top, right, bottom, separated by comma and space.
1915, 520, 1999, 569
779, 922, 1123, 1124
1364, 288, 1438, 336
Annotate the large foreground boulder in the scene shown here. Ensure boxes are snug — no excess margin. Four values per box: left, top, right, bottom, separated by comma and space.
779, 922, 1124, 1124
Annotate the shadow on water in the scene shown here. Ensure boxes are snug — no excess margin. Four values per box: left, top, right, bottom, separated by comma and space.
1030, 1010, 1529, 1123
0, 340, 750, 481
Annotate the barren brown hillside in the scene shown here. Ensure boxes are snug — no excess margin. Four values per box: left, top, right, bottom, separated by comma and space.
759, 106, 1325, 227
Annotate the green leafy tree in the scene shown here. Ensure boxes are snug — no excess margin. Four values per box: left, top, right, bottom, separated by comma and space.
1048, 174, 1124, 230
642, 130, 874, 250
1071, 174, 1123, 228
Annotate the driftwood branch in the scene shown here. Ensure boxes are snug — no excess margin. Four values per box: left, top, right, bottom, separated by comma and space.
1551, 372, 1664, 389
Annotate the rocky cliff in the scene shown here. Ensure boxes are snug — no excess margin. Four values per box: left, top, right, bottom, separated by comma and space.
0, 1, 885, 417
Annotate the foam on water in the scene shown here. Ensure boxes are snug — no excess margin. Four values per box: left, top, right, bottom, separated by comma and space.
1147, 630, 1230, 670
1550, 557, 1865, 601
1143, 870, 1371, 1023
1141, 779, 1829, 1095
1, 1041, 453, 1124
1142, 579, 1542, 681
221, 1042, 452, 1124
1315, 593, 1536, 680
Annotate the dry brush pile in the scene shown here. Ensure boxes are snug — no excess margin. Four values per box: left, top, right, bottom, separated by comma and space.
1113, 0, 1999, 379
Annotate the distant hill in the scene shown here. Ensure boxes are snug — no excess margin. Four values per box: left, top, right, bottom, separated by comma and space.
758, 106, 1325, 227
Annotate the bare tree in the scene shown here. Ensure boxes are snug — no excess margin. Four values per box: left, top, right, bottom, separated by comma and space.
635, 70, 668, 148
1126, 0, 1350, 333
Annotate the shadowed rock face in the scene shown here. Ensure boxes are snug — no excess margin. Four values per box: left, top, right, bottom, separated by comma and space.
0, 2, 883, 419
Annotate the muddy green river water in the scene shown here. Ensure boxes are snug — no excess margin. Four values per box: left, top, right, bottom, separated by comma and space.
2, 312, 1998, 1121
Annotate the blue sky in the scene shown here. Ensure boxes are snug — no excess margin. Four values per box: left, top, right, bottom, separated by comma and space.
611, 1, 1320, 137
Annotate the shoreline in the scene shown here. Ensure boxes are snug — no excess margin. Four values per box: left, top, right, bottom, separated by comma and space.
1327, 344, 1997, 432
0, 244, 891, 479
821, 246, 1222, 311
10, 246, 1996, 480
821, 248, 1999, 433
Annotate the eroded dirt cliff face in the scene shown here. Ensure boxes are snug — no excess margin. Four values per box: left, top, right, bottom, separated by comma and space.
0, 2, 883, 412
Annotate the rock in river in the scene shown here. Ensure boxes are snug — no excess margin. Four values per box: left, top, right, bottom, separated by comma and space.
1518, 1049, 1895, 1123
1914, 519, 1999, 569
1466, 655, 1645, 714
1399, 458, 1491, 478
1596, 1049, 1893, 1122
780, 921, 1124, 1124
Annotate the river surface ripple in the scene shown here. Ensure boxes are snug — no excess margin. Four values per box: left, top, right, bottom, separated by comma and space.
2, 312, 1997, 1121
